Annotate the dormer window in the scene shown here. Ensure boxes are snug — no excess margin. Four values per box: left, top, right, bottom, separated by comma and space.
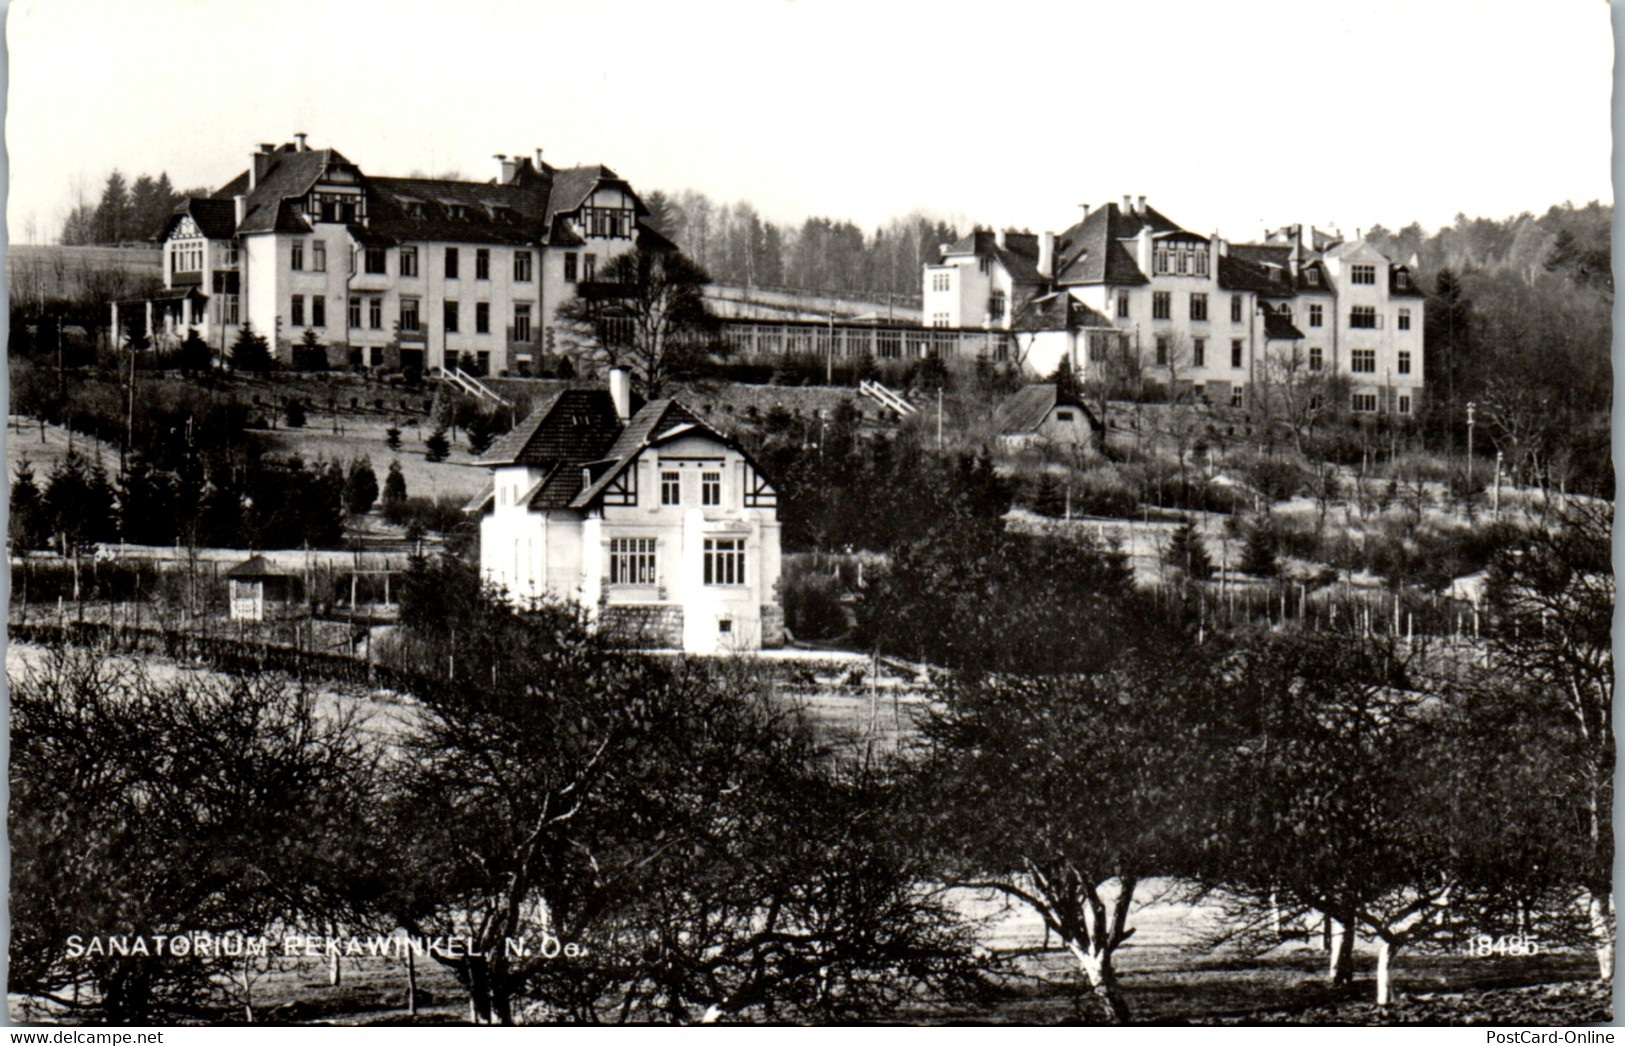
1395, 270, 1411, 290
1305, 267, 1321, 286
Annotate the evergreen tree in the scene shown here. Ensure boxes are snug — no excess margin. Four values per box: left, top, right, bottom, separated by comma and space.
344, 458, 379, 516
295, 328, 328, 371
465, 410, 503, 457
93, 170, 131, 244
178, 330, 211, 374
1240, 520, 1279, 578
1164, 520, 1214, 580
424, 427, 450, 463
1051, 355, 1082, 402
1031, 472, 1067, 518
383, 460, 408, 507
9, 459, 47, 551
385, 425, 403, 452
230, 323, 272, 372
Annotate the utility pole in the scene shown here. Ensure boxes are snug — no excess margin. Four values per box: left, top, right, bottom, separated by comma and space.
1465, 401, 1476, 491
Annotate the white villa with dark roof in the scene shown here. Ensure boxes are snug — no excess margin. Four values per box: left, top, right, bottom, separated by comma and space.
924, 197, 1425, 417
470, 369, 784, 653
131, 136, 671, 376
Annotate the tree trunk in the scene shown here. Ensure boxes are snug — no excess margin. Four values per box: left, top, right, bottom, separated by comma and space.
1328, 917, 1355, 986
1374, 938, 1394, 1006
465, 959, 493, 1024
1588, 890, 1615, 982
1065, 941, 1131, 1024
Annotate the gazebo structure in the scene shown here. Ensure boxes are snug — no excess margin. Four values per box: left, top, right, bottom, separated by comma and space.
225, 555, 303, 622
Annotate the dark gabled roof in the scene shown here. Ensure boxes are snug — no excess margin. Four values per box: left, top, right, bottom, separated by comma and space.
480, 388, 623, 475
1229, 243, 1292, 268
228, 145, 350, 235
158, 197, 238, 242
1011, 292, 1114, 332
939, 230, 1047, 283
225, 554, 294, 578
993, 384, 1102, 435
1052, 202, 1180, 287
569, 400, 760, 511
210, 144, 646, 248
1389, 266, 1427, 298
1218, 254, 1296, 296
1263, 310, 1305, 340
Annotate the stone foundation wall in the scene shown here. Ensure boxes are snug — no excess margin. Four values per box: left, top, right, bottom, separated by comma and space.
760, 603, 785, 649
600, 604, 684, 649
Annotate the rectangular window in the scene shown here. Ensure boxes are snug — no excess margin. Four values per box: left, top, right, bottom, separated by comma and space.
1398, 394, 1412, 415
1152, 291, 1171, 320
661, 471, 681, 506
1309, 346, 1324, 372
704, 537, 746, 586
475, 249, 490, 280
1192, 337, 1206, 367
365, 247, 386, 274
609, 537, 658, 586
349, 297, 362, 329
1396, 270, 1412, 290
1231, 295, 1243, 323
400, 247, 419, 278
290, 294, 305, 327
1398, 308, 1412, 331
988, 291, 1005, 320
1352, 392, 1378, 412
1193, 247, 1209, 276
368, 298, 383, 330
1154, 245, 1170, 274
1350, 305, 1378, 329
291, 241, 304, 271
701, 471, 721, 506
1351, 349, 1376, 373
514, 303, 532, 342
400, 298, 420, 332
1398, 350, 1412, 375
1231, 339, 1243, 368
312, 294, 326, 328
444, 300, 459, 333
220, 293, 239, 325
1309, 303, 1323, 327
476, 302, 490, 334
584, 254, 597, 281
312, 240, 326, 272
1351, 264, 1376, 285
1190, 293, 1208, 321
1176, 246, 1189, 275
1155, 335, 1169, 366
1117, 294, 1130, 319
565, 252, 578, 283
933, 313, 950, 328
514, 250, 533, 282
931, 271, 950, 293
445, 247, 459, 280
1231, 386, 1244, 408
1305, 267, 1321, 287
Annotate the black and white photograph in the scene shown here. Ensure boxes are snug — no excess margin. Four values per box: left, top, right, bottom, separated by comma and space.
2, 0, 1617, 1031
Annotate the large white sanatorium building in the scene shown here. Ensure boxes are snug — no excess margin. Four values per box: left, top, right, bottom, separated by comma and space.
923, 197, 1426, 417
140, 136, 669, 376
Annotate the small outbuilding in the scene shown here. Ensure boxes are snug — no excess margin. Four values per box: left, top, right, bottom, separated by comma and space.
993, 384, 1103, 451
225, 555, 303, 621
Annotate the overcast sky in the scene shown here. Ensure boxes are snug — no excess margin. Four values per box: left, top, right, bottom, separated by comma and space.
4, 0, 1616, 245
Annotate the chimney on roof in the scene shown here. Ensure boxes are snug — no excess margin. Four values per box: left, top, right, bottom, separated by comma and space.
495, 154, 517, 184
1079, 203, 1090, 222
1122, 195, 1132, 214
251, 143, 275, 190
534, 148, 545, 168
234, 194, 247, 228
1038, 231, 1055, 278
1213, 233, 1227, 257
609, 366, 631, 422
994, 228, 1006, 251
1137, 195, 1147, 214
295, 132, 308, 152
